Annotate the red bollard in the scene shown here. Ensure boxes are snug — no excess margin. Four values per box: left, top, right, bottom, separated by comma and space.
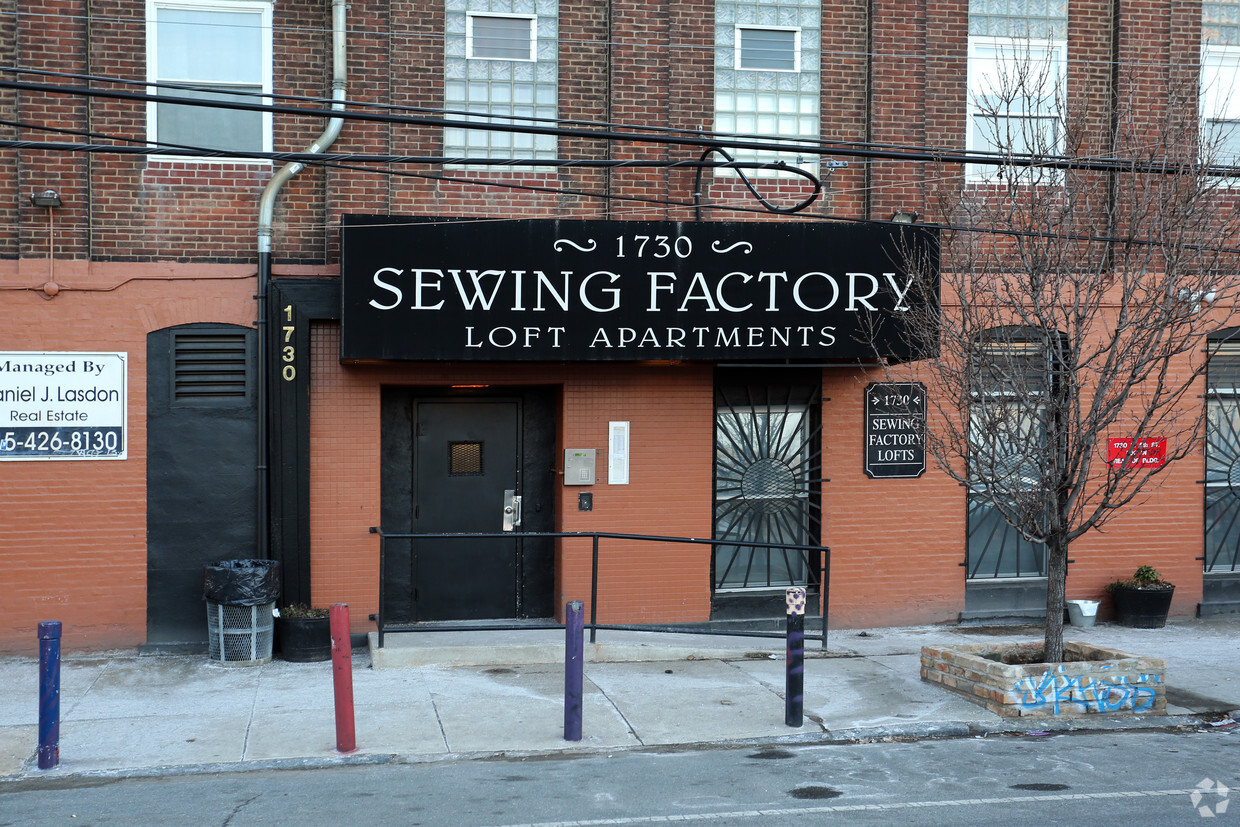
330, 604, 356, 753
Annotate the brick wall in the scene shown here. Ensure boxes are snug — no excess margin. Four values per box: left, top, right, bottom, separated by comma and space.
0, 0, 1226, 652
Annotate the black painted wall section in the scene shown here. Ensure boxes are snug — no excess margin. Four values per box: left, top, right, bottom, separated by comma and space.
267, 278, 340, 607
146, 324, 258, 643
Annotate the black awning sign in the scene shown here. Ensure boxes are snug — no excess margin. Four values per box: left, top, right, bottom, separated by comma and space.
339, 217, 940, 363
865, 382, 926, 479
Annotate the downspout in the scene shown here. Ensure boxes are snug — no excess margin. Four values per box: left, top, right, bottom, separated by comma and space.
256, 0, 348, 558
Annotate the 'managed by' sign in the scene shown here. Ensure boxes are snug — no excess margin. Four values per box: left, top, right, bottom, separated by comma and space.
340, 217, 940, 362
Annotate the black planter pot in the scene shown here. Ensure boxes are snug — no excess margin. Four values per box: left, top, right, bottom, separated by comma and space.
277, 616, 331, 662
1111, 585, 1175, 628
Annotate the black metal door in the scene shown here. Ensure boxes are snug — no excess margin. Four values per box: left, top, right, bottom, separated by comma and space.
413, 399, 520, 620
146, 325, 257, 645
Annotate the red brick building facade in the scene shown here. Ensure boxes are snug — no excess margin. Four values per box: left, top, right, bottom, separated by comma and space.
0, 0, 1234, 653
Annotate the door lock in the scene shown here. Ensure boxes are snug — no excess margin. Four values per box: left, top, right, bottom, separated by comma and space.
502, 489, 522, 532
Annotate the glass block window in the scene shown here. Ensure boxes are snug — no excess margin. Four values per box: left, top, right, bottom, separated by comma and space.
967, 0, 1067, 180
969, 0, 1067, 40
1202, 2, 1240, 167
146, 0, 272, 158
715, 0, 820, 174
1203, 0, 1240, 46
445, 0, 558, 161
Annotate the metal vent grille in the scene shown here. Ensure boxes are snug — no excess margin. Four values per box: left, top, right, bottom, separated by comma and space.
173, 332, 249, 401
449, 441, 484, 476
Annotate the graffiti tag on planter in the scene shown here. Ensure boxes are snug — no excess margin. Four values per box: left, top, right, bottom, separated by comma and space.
865, 382, 926, 479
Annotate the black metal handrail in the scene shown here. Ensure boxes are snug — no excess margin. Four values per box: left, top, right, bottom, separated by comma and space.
368, 528, 830, 649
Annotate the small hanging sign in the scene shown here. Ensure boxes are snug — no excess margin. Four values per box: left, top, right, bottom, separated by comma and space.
865, 382, 927, 479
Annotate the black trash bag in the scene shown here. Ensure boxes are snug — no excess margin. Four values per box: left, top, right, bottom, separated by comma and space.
203, 559, 282, 606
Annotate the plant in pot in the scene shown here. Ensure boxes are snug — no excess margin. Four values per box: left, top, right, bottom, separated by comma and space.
1106, 565, 1175, 628
276, 603, 331, 662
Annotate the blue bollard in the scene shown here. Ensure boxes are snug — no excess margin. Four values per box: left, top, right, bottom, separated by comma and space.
564, 601, 584, 741
785, 588, 805, 728
38, 620, 62, 770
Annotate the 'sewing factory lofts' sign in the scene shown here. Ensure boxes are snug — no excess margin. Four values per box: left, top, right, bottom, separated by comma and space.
340, 217, 939, 362
865, 382, 927, 479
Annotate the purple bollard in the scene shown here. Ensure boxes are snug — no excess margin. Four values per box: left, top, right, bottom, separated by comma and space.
38, 620, 62, 770
785, 588, 805, 728
564, 601, 584, 741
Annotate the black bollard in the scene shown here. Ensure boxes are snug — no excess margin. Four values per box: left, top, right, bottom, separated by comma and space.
564, 601, 584, 741
38, 620, 62, 770
785, 588, 805, 728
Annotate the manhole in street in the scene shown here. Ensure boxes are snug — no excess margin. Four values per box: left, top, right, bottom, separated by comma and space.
1010, 783, 1070, 791
788, 785, 843, 800
747, 748, 796, 760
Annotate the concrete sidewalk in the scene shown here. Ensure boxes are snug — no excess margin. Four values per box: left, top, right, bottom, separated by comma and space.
2, 617, 1238, 782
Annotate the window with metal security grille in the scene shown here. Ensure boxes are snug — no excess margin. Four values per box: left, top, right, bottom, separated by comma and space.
714, 0, 820, 175
444, 2, 558, 161
172, 331, 250, 404
966, 331, 1052, 579
146, 0, 273, 158
713, 381, 822, 592
449, 441, 484, 476
1205, 339, 1240, 572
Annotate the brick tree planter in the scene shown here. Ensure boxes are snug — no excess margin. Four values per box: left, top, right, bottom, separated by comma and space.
920, 641, 1166, 718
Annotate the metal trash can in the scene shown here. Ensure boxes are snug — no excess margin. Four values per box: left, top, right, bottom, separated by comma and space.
203, 559, 281, 664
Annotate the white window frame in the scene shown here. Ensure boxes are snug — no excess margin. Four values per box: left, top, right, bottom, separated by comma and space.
145, 0, 273, 163
1201, 44, 1240, 169
466, 13, 536, 62
966, 36, 1065, 181
735, 25, 802, 73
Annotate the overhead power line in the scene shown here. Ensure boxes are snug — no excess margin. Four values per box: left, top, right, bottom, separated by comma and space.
3, 74, 1238, 178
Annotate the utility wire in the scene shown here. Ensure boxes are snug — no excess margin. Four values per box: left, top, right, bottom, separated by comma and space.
4, 74, 1237, 178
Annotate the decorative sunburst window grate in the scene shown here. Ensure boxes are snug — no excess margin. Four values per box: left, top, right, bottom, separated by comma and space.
713, 380, 822, 591
1206, 390, 1240, 573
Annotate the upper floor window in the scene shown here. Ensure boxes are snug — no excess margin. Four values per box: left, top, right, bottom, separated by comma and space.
468, 13, 535, 61
966, 0, 1067, 181
736, 26, 799, 72
146, 0, 273, 160
715, 0, 820, 174
1202, 1, 1240, 166
444, 1, 558, 162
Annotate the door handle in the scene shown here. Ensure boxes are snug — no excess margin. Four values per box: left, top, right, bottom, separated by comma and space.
502, 489, 522, 532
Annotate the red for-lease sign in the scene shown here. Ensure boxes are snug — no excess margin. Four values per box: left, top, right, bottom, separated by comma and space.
1107, 437, 1167, 468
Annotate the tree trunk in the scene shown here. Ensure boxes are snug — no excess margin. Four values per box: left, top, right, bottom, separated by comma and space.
1043, 533, 1068, 663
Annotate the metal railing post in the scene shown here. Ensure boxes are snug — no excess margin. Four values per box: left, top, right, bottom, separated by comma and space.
821, 547, 830, 651
589, 534, 599, 644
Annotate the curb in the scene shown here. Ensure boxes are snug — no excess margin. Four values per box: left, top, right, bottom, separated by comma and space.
0, 713, 1213, 789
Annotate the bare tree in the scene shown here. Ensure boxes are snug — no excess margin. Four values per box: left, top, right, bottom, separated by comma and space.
890, 51, 1240, 663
